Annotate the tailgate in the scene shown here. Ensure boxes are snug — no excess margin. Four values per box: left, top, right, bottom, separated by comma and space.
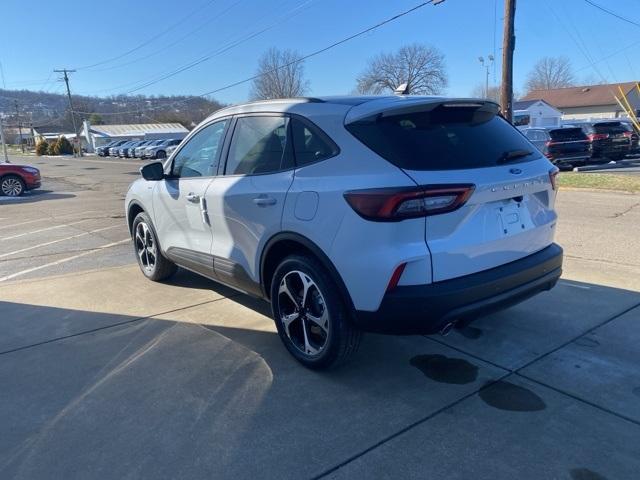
404, 159, 557, 281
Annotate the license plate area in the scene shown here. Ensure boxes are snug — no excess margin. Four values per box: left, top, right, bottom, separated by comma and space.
497, 201, 525, 236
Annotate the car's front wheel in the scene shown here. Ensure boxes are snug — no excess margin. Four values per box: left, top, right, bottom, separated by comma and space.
271, 255, 362, 369
1, 175, 25, 197
156, 150, 166, 159
132, 212, 177, 281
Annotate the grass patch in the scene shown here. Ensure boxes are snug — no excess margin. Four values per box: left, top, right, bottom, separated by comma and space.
558, 172, 640, 193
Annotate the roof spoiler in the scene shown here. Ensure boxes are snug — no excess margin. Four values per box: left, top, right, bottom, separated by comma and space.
345, 98, 501, 124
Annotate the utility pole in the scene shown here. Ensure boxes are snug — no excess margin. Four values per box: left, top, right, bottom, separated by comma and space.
0, 114, 9, 163
500, 0, 516, 123
54, 68, 82, 157
14, 100, 24, 153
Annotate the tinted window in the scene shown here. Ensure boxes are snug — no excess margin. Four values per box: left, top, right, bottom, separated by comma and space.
594, 122, 625, 134
549, 128, 587, 141
226, 116, 292, 175
347, 106, 540, 170
172, 120, 228, 178
291, 117, 338, 166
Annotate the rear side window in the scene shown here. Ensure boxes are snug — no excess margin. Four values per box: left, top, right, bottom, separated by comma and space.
346, 106, 540, 170
291, 117, 338, 167
226, 116, 293, 175
549, 128, 587, 141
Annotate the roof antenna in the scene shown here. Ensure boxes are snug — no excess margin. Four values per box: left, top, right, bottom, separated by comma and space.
394, 83, 410, 95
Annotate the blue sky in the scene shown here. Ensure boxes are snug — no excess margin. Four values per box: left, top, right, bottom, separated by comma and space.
1, 0, 639, 104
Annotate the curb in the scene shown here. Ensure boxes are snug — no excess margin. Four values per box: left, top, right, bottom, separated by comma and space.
573, 160, 639, 172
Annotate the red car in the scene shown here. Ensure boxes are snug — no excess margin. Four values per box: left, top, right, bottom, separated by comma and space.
0, 162, 41, 197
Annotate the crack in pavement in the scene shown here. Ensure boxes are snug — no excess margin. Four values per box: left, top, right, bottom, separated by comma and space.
0, 295, 241, 357
608, 201, 640, 218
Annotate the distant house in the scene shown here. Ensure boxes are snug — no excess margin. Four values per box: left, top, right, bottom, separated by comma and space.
512, 99, 562, 129
3, 127, 35, 146
83, 121, 189, 152
521, 82, 640, 121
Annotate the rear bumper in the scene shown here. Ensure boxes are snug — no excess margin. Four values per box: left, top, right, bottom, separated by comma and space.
353, 243, 563, 334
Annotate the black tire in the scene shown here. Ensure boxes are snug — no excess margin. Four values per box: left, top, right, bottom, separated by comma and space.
270, 254, 362, 369
1, 175, 25, 197
132, 212, 177, 281
156, 150, 167, 159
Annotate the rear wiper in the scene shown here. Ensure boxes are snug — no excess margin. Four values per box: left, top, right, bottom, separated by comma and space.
497, 149, 533, 164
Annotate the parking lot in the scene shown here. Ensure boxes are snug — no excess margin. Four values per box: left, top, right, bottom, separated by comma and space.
1, 154, 640, 479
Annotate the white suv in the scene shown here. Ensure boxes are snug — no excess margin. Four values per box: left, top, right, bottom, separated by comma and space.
125, 96, 563, 369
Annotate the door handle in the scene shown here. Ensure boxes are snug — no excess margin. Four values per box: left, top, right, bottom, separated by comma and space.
186, 193, 200, 203
253, 195, 277, 207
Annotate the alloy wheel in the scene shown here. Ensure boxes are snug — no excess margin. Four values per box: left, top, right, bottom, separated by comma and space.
278, 270, 329, 356
134, 222, 157, 272
1, 177, 23, 197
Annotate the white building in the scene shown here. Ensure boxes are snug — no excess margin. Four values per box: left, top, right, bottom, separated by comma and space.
82, 121, 189, 153
521, 82, 640, 121
512, 100, 562, 129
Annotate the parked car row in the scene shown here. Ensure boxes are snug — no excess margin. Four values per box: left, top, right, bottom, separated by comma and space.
96, 138, 183, 159
522, 119, 638, 169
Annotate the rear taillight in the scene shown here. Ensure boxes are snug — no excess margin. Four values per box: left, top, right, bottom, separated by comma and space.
588, 133, 609, 141
623, 131, 633, 138
549, 168, 559, 190
343, 185, 475, 221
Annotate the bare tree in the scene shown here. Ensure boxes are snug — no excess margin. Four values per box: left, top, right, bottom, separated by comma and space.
356, 43, 447, 95
471, 84, 501, 102
471, 84, 521, 103
525, 56, 575, 92
250, 48, 309, 100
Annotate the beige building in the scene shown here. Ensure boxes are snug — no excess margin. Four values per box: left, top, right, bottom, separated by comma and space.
521, 82, 640, 121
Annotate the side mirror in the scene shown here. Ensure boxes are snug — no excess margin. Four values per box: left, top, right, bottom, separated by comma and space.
140, 161, 165, 181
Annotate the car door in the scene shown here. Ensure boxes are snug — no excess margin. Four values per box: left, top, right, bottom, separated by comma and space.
206, 114, 295, 295
151, 119, 230, 277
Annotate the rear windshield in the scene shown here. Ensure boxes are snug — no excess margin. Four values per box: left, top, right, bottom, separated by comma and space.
594, 122, 625, 134
346, 105, 540, 170
548, 128, 586, 141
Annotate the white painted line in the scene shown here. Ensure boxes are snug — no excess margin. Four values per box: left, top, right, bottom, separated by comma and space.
0, 210, 103, 231
0, 218, 94, 241
0, 238, 130, 282
559, 280, 591, 290
0, 225, 120, 259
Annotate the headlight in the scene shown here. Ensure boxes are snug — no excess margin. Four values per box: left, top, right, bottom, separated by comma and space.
22, 167, 39, 174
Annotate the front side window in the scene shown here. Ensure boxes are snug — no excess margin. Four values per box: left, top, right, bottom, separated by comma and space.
171, 120, 228, 178
291, 117, 338, 167
225, 116, 292, 175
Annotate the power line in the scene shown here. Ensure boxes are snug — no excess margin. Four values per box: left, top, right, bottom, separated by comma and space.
87, 0, 316, 96
74, 0, 444, 117
84, 0, 247, 73
180, 0, 443, 98
75, 0, 220, 70
583, 0, 640, 28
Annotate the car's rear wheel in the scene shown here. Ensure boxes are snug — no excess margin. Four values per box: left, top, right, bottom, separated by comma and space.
271, 255, 361, 369
1, 175, 25, 197
132, 212, 177, 281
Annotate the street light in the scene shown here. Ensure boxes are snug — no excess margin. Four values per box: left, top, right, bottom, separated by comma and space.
478, 54, 494, 98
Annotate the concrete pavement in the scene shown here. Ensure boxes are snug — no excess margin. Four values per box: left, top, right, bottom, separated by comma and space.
1, 154, 640, 479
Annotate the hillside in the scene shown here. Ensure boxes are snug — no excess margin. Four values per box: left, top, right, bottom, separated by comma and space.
0, 89, 225, 131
